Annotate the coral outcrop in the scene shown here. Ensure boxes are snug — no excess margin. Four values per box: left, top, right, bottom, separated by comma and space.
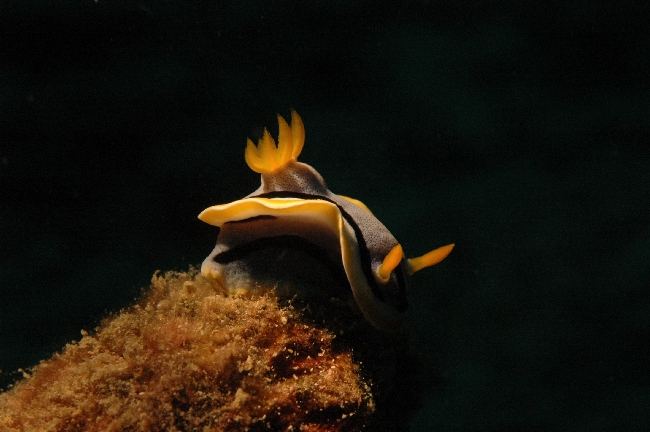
0, 270, 377, 431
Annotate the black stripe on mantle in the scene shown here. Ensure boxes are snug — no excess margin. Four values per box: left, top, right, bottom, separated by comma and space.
246, 191, 402, 307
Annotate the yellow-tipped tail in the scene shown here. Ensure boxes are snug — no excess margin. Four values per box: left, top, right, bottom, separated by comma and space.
407, 243, 454, 275
244, 110, 305, 174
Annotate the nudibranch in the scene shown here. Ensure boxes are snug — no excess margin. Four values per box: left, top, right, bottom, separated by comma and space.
198, 111, 454, 330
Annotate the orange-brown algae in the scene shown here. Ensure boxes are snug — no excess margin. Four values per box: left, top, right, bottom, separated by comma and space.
0, 270, 374, 431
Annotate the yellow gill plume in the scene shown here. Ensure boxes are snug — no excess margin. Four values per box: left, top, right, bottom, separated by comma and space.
245, 111, 305, 174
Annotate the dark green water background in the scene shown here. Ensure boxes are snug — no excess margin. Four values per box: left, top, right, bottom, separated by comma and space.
1, 1, 649, 430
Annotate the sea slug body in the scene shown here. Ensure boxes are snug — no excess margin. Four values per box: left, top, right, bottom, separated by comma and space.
199, 111, 453, 330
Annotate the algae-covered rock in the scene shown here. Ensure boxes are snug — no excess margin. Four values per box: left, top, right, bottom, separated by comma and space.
0, 270, 376, 431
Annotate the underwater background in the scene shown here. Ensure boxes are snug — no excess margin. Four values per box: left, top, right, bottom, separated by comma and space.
1, 1, 648, 430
